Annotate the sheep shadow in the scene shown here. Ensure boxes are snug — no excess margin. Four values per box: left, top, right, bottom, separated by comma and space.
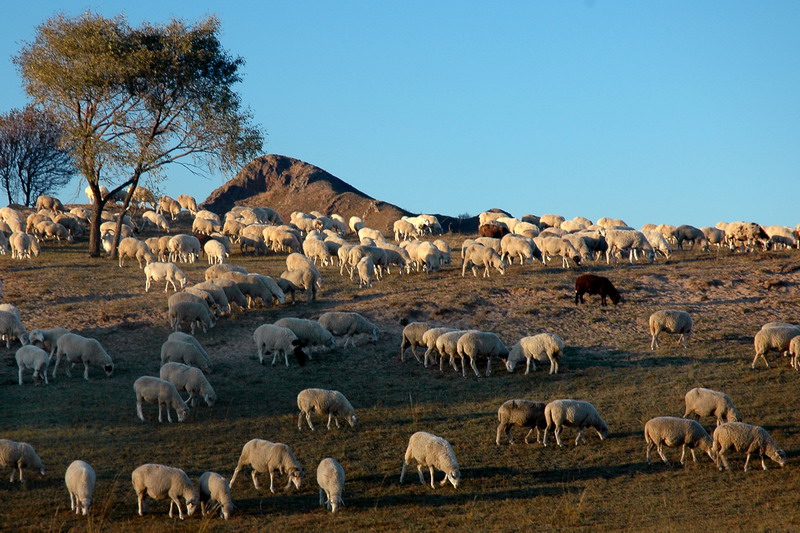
533, 462, 652, 483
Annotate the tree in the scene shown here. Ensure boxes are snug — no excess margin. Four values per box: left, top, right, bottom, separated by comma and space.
0, 105, 75, 206
15, 13, 264, 256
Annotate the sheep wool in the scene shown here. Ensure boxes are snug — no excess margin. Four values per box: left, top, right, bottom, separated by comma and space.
496, 399, 547, 445
505, 333, 565, 375
643, 416, 714, 465
133, 376, 189, 423
456, 330, 509, 377
199, 471, 234, 519
317, 458, 345, 513
317, 311, 380, 348
400, 322, 434, 363
131, 463, 199, 519
52, 333, 114, 380
229, 439, 304, 493
16, 345, 49, 385
649, 310, 693, 350
683, 387, 741, 426
400, 431, 460, 489
297, 388, 357, 430
543, 399, 609, 447
65, 460, 96, 516
159, 362, 216, 407
712, 422, 786, 472
0, 439, 45, 482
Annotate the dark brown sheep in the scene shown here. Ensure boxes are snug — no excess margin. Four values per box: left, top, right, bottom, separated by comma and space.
575, 274, 621, 306
479, 223, 510, 239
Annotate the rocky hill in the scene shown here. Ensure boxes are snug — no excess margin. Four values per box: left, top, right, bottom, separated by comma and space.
200, 154, 478, 233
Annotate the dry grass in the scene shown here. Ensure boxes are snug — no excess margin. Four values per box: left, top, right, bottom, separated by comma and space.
2, 223, 800, 532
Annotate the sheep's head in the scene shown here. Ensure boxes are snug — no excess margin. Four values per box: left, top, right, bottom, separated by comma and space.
176, 406, 188, 423
503, 358, 515, 373
204, 390, 217, 407
286, 468, 304, 490
446, 469, 461, 489
347, 413, 358, 427
771, 448, 787, 467
370, 327, 380, 344
33, 371, 43, 385
103, 363, 114, 377
185, 498, 198, 516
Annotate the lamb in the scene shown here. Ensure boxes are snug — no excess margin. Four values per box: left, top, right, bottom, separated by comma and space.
0, 439, 45, 482
253, 324, 307, 367
0, 309, 29, 348
543, 399, 609, 447
574, 274, 622, 306
30, 327, 70, 355
712, 422, 786, 472
177, 194, 198, 214
752, 324, 800, 368
144, 262, 188, 292
159, 362, 216, 407
496, 399, 547, 445
131, 463, 198, 519
141, 210, 170, 232
456, 330, 508, 377
52, 333, 114, 380
296, 388, 357, 430
462, 244, 507, 277
421, 327, 458, 368
400, 322, 434, 362
649, 310, 693, 350
643, 416, 714, 465
161, 339, 212, 374
118, 237, 156, 268
505, 333, 565, 375
198, 472, 233, 519
274, 317, 336, 353
317, 458, 345, 513
133, 376, 190, 423
16, 345, 49, 385
317, 311, 380, 348
168, 300, 216, 334
683, 387, 741, 426
203, 239, 228, 265
229, 439, 304, 493
400, 431, 460, 489
65, 460, 96, 516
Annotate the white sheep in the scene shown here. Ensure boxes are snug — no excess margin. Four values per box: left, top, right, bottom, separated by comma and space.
205, 263, 248, 280
296, 388, 357, 431
198, 471, 233, 519
9, 231, 38, 259
29, 327, 70, 354
604, 229, 655, 264
534, 236, 581, 268
302, 236, 333, 266
642, 229, 673, 259
505, 333, 565, 375
649, 310, 693, 350
462, 244, 507, 277
177, 194, 198, 214
229, 439, 305, 493
168, 234, 202, 263
169, 301, 216, 335
643, 416, 714, 465
0, 310, 29, 348
131, 463, 199, 519
158, 196, 182, 219
273, 317, 336, 353
356, 256, 374, 288
317, 458, 345, 513
133, 376, 189, 423
161, 339, 212, 374
52, 333, 114, 380
455, 330, 508, 377
683, 387, 741, 426
16, 345, 49, 385
752, 324, 800, 368
65, 460, 96, 516
400, 431, 460, 489
496, 399, 547, 445
789, 336, 800, 371
253, 324, 308, 367
437, 330, 471, 373
500, 234, 541, 265
0, 439, 45, 482
712, 422, 786, 472
159, 362, 216, 407
144, 262, 189, 292
400, 322, 434, 363
204, 239, 228, 265
317, 311, 380, 348
543, 399, 609, 447
206, 277, 249, 310
117, 237, 156, 268
141, 210, 170, 232
421, 327, 458, 368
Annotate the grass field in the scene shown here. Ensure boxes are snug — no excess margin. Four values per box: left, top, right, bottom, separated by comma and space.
2, 222, 800, 532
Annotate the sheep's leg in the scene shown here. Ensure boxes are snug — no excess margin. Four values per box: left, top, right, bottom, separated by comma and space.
461, 357, 467, 377
137, 491, 145, 516
269, 471, 277, 493
524, 428, 534, 444
690, 447, 698, 463
228, 466, 240, 488
470, 355, 481, 377
305, 412, 316, 431
554, 426, 563, 447
18, 367, 23, 385
549, 356, 557, 375
297, 411, 304, 430
679, 445, 686, 465
417, 465, 425, 485
284, 351, 289, 367
83, 362, 90, 381
744, 453, 751, 472
761, 454, 768, 470
646, 442, 654, 464
157, 403, 164, 423
574, 428, 584, 446
69, 491, 76, 511
327, 413, 333, 430
651, 333, 659, 351
136, 399, 145, 421
485, 355, 492, 376
399, 462, 407, 483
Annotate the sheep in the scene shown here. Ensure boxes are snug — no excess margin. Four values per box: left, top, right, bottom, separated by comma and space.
642, 229, 673, 259
189, 282, 231, 316
133, 376, 189, 423
436, 330, 471, 373
274, 317, 336, 353
701, 226, 727, 248
65, 460, 96, 516
0, 309, 29, 348
131, 463, 198, 519
462, 244, 507, 277
168, 300, 216, 334
167, 234, 202, 263
280, 268, 320, 302
317, 311, 380, 348
205, 263, 247, 280
297, 388, 357, 430
253, 324, 307, 367
356, 256, 374, 288
198, 472, 233, 520
712, 422, 786, 472
456, 330, 508, 377
597, 217, 628, 229
29, 327, 70, 354
789, 336, 800, 371
141, 210, 170, 232
474, 236, 502, 253
496, 399, 547, 445
505, 333, 565, 375
649, 310, 693, 350
400, 322, 434, 362
393, 219, 419, 241
479, 223, 510, 239
161, 339, 212, 374
177, 194, 198, 214
725, 221, 770, 251
672, 225, 709, 251
229, 439, 304, 493
100, 220, 134, 239
683, 387, 741, 426
16, 345, 49, 385
574, 274, 622, 306
159, 362, 216, 407
203, 239, 228, 265
52, 333, 114, 380
543, 399, 609, 447
250, 273, 287, 306
752, 324, 800, 368
193, 216, 222, 235
0, 439, 45, 482
400, 431, 460, 489
117, 237, 156, 268
421, 327, 458, 368
144, 262, 188, 292
206, 277, 249, 310
317, 458, 345, 513
221, 271, 284, 308
35, 194, 64, 212
644, 416, 714, 465
604, 229, 655, 264
35, 220, 74, 243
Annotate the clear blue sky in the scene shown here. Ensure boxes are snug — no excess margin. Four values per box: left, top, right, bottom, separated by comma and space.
1, 1, 798, 228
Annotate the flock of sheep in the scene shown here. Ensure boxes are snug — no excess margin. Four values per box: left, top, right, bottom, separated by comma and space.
1, 188, 798, 523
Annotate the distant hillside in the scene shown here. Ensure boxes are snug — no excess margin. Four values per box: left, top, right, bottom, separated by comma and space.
200, 154, 478, 233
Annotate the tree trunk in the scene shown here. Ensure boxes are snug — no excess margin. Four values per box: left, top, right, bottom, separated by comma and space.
88, 185, 107, 258
109, 181, 138, 259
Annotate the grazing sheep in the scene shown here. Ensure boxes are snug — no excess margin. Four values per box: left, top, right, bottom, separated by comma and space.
317, 311, 380, 348
683, 387, 741, 426
0, 439, 45, 482
161, 339, 212, 374
229, 439, 304, 493
604, 229, 655, 264
356, 256, 374, 288
168, 234, 202, 263
437, 330, 471, 373
534, 236, 581, 268
65, 460, 96, 516
141, 210, 170, 232
400, 431, 460, 489
159, 362, 216, 407
297, 388, 357, 430
400, 322, 434, 362
205, 263, 247, 280
207, 278, 249, 310
712, 422, 786, 472
752, 325, 800, 368
35, 220, 74, 243
462, 244, 507, 278
253, 324, 307, 367
456, 330, 508, 377
168, 301, 216, 335
118, 238, 156, 269
133, 376, 189, 423
421, 327, 458, 368
672, 225, 709, 251
0, 310, 29, 348
189, 282, 231, 316
642, 230, 673, 259
16, 345, 49, 385
9, 231, 38, 259
317, 458, 345, 513
574, 274, 622, 306
193, 216, 221, 235
643, 416, 714, 465
789, 336, 800, 371
144, 262, 188, 292
52, 333, 114, 380
158, 196, 183, 219
274, 317, 336, 353
198, 472, 233, 520
701, 226, 726, 248
496, 399, 547, 445
131, 463, 198, 519
35, 194, 64, 212
725, 221, 770, 251
177, 194, 198, 214
649, 310, 693, 350
479, 223, 510, 239
543, 399, 609, 447
204, 239, 228, 265
505, 333, 565, 375
500, 234, 542, 265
